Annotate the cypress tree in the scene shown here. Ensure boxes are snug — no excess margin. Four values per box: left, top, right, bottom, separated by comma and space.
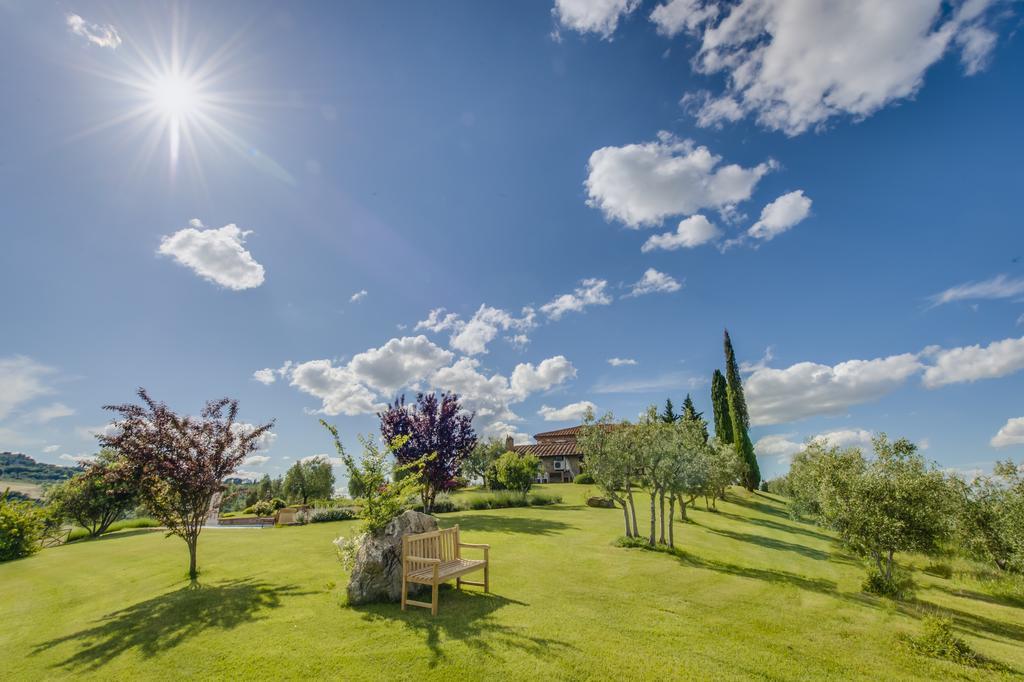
723, 329, 760, 490
681, 393, 709, 442
710, 370, 733, 444
661, 398, 678, 423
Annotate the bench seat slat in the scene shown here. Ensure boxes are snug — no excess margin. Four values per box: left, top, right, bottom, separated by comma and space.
406, 558, 486, 583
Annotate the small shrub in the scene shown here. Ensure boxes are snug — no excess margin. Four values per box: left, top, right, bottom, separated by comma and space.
427, 493, 459, 513
244, 498, 288, 516
923, 562, 953, 579
334, 531, 366, 570
527, 491, 562, 506
0, 493, 47, 561
904, 615, 980, 667
862, 562, 915, 599
574, 472, 594, 484
309, 507, 358, 523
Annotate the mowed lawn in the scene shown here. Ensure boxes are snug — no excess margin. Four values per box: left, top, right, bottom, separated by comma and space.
2, 485, 1022, 681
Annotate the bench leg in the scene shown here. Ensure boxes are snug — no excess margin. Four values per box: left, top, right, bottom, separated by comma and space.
456, 577, 461, 590
484, 563, 489, 593
431, 581, 439, 616
401, 575, 407, 611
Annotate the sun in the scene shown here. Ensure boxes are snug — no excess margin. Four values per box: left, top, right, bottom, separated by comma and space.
149, 72, 201, 119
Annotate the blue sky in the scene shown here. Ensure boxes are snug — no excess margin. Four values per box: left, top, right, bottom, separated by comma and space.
1, 0, 1023, 482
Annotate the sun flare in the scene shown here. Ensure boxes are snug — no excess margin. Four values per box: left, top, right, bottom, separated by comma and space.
149, 73, 201, 119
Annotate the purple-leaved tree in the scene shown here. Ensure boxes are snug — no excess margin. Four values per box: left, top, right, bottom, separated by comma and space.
378, 392, 476, 513
100, 388, 273, 579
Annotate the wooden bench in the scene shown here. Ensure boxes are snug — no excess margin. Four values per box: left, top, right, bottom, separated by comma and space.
401, 525, 489, 616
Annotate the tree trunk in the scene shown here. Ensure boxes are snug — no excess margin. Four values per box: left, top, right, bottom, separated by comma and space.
677, 494, 688, 521
620, 500, 632, 537
626, 483, 639, 537
658, 491, 666, 545
187, 537, 198, 580
648, 491, 657, 546
668, 496, 675, 548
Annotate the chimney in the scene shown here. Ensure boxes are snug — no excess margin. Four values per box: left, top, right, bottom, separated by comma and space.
505, 435, 515, 451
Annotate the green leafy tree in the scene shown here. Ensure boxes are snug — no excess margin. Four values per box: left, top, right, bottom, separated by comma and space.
710, 370, 733, 444
661, 398, 678, 424
257, 474, 273, 501
46, 449, 137, 538
681, 394, 709, 443
284, 457, 335, 505
723, 330, 760, 490
578, 412, 636, 537
0, 490, 48, 561
816, 434, 953, 595
493, 451, 541, 494
953, 459, 1024, 572
463, 438, 506, 486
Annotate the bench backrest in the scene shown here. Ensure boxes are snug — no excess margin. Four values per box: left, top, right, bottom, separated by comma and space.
402, 525, 461, 571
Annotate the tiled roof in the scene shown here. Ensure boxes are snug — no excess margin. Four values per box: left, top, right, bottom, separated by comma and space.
511, 441, 581, 457
532, 425, 584, 439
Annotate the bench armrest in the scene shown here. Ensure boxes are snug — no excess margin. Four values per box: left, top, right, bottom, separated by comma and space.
459, 542, 490, 549
405, 556, 441, 565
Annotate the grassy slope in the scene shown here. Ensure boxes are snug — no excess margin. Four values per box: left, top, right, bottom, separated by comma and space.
2, 485, 1021, 681
1, 479, 44, 499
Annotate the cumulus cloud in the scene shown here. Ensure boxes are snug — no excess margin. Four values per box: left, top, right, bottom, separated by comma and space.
991, 417, 1024, 448
243, 454, 271, 466
608, 357, 638, 366
510, 356, 577, 400
66, 13, 121, 49
747, 190, 812, 241
43, 444, 60, 453
686, 0, 1003, 135
540, 279, 613, 320
650, 0, 719, 36
553, 0, 640, 39
814, 428, 873, 450
415, 308, 462, 333
585, 132, 774, 227
929, 274, 1024, 307
754, 434, 802, 463
627, 268, 682, 297
349, 336, 454, 393
253, 369, 277, 385
539, 401, 597, 422
231, 422, 277, 452
642, 214, 721, 252
922, 335, 1024, 388
289, 360, 387, 416
449, 305, 536, 356
0, 356, 56, 421
158, 219, 265, 290
746, 353, 922, 425
350, 290, 368, 303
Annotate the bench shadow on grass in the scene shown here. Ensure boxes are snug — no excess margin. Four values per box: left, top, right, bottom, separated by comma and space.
356, 589, 576, 669
33, 578, 310, 672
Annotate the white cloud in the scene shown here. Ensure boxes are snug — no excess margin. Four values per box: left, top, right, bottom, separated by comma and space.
26, 402, 75, 424
748, 190, 812, 241
77, 423, 121, 442
754, 434, 802, 463
740, 346, 774, 373
158, 220, 265, 290
0, 356, 56, 420
929, 274, 1024, 307
540, 279, 613, 320
43, 445, 60, 453
553, 0, 640, 39
608, 357, 638, 366
746, 353, 922, 425
66, 13, 121, 49
301, 454, 344, 466
585, 132, 773, 227
60, 453, 94, 465
593, 371, 703, 394
349, 336, 454, 393
289, 360, 384, 416
231, 422, 277, 452
813, 428, 873, 450
350, 290, 368, 303
243, 454, 271, 466
922, 335, 1024, 388
538, 401, 597, 422
642, 214, 721, 252
650, 0, 719, 36
253, 368, 277, 385
510, 356, 577, 400
991, 417, 1024, 448
449, 305, 536, 356
627, 268, 682, 297
688, 0, 1003, 135
414, 308, 461, 333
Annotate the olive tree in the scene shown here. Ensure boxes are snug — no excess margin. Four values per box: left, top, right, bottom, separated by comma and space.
284, 457, 335, 504
578, 412, 636, 537
46, 448, 137, 538
493, 451, 540, 494
953, 459, 1024, 573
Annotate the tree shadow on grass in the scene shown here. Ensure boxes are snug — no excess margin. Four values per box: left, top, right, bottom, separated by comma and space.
356, 590, 576, 669
698, 526, 833, 562
728, 495, 791, 520
714, 510, 836, 544
33, 578, 310, 672
69, 529, 164, 545
447, 515, 577, 536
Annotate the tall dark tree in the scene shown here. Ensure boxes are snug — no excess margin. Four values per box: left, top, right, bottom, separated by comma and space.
661, 398, 678, 424
710, 370, 733, 444
379, 392, 477, 513
723, 330, 760, 490
681, 394, 709, 443
100, 388, 273, 579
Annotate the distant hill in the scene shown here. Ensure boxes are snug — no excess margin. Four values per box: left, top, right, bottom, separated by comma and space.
0, 452, 81, 484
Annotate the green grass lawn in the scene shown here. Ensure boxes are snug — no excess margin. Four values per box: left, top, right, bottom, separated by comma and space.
1, 478, 44, 499
2, 485, 1021, 681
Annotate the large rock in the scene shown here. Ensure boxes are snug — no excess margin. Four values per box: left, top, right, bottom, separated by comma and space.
346, 510, 439, 605
587, 496, 616, 509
